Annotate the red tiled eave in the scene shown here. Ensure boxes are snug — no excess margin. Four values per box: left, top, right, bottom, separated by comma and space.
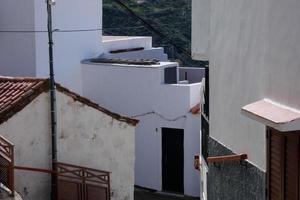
190, 103, 201, 115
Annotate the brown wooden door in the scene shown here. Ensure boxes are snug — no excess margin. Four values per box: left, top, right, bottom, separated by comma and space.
57, 180, 82, 200
267, 128, 300, 200
56, 163, 110, 200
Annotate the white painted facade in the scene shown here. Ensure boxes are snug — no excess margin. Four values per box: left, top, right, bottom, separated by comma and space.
192, 0, 300, 172
82, 61, 202, 197
101, 36, 168, 61
0, 0, 102, 94
0, 91, 135, 200
0, 0, 203, 197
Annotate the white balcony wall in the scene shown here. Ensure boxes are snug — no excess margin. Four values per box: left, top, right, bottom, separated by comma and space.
82, 62, 201, 197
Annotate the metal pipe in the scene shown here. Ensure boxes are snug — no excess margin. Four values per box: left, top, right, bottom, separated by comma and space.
46, 1, 58, 199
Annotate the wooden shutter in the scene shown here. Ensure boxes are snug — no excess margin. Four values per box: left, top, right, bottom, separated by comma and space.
267, 129, 284, 200
267, 128, 300, 200
284, 134, 299, 200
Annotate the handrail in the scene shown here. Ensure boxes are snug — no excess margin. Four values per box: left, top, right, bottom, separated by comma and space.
0, 135, 14, 146
0, 135, 14, 196
207, 154, 248, 163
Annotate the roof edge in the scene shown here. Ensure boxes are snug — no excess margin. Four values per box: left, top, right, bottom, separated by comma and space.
55, 83, 139, 126
0, 77, 139, 126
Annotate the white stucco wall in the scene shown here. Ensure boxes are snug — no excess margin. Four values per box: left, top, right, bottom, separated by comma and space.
191, 0, 210, 61
102, 36, 152, 53
192, 0, 300, 171
34, 0, 103, 94
0, 0, 103, 94
0, 0, 36, 76
0, 91, 135, 200
82, 63, 201, 196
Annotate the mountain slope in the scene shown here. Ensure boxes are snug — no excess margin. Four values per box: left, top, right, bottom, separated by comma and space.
103, 0, 204, 67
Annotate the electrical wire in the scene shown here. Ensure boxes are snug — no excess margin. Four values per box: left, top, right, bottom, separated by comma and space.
111, 0, 208, 65
0, 28, 102, 33
132, 111, 187, 122
0, 25, 158, 33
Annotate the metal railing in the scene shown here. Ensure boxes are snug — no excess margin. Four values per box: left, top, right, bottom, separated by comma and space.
0, 134, 111, 199
56, 162, 111, 200
0, 135, 14, 195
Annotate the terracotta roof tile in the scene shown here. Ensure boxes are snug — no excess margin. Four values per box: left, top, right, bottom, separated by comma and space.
190, 103, 201, 115
0, 76, 138, 126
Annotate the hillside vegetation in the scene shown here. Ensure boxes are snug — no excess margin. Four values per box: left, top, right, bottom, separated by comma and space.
103, 0, 204, 67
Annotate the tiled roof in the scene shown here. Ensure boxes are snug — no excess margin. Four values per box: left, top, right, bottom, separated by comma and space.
190, 103, 201, 115
0, 76, 138, 126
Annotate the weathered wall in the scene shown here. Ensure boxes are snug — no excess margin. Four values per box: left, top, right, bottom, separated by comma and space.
82, 63, 201, 196
56, 92, 135, 200
0, 93, 51, 200
0, 91, 135, 200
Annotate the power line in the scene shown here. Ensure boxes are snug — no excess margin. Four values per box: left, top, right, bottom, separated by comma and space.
132, 111, 187, 122
111, 0, 208, 65
0, 25, 156, 33
0, 28, 102, 33
112, 0, 190, 55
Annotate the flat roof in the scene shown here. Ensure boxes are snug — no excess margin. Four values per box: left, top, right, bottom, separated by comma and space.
102, 36, 151, 42
82, 60, 177, 69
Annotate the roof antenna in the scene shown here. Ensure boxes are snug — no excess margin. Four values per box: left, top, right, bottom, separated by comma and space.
46, 0, 58, 199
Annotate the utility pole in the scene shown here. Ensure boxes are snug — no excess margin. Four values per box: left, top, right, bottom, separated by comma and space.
46, 0, 58, 199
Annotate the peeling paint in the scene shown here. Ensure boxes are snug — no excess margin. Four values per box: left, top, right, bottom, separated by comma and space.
0, 91, 135, 200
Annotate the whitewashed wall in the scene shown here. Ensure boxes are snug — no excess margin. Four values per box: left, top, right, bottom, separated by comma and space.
0, 0, 103, 94
191, 0, 210, 61
192, 0, 300, 171
0, 0, 36, 77
0, 91, 135, 200
82, 63, 201, 197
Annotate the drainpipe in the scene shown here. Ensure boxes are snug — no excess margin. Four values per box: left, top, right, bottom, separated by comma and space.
46, 1, 58, 199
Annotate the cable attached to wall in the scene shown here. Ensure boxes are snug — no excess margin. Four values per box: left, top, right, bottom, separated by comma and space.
132, 111, 187, 122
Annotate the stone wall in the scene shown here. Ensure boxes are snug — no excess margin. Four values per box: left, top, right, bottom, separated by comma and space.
207, 137, 265, 200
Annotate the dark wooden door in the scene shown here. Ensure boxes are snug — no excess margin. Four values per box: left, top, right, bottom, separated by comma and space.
162, 128, 184, 193
57, 180, 82, 200
267, 128, 300, 200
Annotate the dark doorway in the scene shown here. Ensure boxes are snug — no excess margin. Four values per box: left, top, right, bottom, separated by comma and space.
162, 128, 184, 194
164, 67, 177, 84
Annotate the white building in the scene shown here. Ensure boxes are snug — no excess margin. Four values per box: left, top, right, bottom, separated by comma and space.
192, 0, 300, 200
0, 0, 102, 94
0, 76, 137, 200
0, 0, 203, 197
82, 53, 202, 196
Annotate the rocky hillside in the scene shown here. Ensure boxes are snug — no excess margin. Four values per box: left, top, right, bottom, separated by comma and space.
103, 0, 204, 67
